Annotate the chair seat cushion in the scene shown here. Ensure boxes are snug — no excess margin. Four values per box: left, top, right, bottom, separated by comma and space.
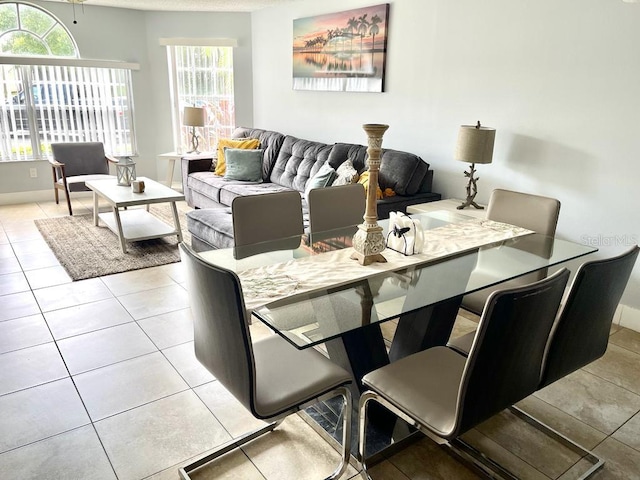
362, 346, 466, 438
58, 174, 115, 192
252, 335, 351, 419
447, 332, 475, 356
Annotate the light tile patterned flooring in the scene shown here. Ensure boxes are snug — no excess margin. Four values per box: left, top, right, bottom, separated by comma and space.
1, 198, 640, 479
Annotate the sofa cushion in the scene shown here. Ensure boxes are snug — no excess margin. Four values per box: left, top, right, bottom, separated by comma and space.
269, 135, 333, 192
328, 143, 428, 196
333, 159, 359, 186
231, 127, 286, 180
218, 182, 296, 207
304, 162, 337, 200
186, 207, 235, 250
224, 148, 264, 182
214, 138, 261, 175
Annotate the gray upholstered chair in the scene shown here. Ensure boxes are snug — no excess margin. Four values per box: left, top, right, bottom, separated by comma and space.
178, 243, 352, 480
50, 142, 118, 215
358, 268, 570, 479
460, 188, 561, 315
308, 183, 365, 244
231, 190, 304, 258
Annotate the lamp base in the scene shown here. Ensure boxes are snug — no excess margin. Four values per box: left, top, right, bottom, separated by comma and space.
457, 198, 485, 210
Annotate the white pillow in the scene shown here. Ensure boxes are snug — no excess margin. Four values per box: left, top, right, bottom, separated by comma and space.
333, 159, 359, 186
304, 163, 337, 199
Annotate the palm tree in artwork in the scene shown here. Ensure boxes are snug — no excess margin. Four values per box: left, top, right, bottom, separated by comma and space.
346, 17, 358, 53
369, 14, 382, 52
357, 14, 369, 54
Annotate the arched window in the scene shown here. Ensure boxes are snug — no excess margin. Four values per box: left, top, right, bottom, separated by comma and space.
0, 2, 138, 161
0, 2, 78, 57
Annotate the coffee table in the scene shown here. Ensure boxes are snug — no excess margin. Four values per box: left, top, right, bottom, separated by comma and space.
85, 177, 185, 253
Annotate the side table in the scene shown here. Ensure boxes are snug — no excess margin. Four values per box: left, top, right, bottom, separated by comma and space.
158, 151, 214, 191
407, 198, 487, 219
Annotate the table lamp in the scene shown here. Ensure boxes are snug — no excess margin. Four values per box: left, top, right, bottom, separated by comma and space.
454, 121, 495, 210
183, 106, 205, 154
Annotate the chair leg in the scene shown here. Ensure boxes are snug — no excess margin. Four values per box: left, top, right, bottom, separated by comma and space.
324, 386, 352, 480
64, 189, 73, 216
508, 406, 604, 479
178, 421, 279, 480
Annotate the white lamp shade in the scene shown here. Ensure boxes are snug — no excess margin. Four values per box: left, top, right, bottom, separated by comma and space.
454, 124, 496, 165
183, 106, 205, 127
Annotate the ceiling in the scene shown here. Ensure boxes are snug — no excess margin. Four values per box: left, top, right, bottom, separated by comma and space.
42, 0, 304, 13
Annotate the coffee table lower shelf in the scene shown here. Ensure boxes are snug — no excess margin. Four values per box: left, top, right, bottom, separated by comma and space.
99, 208, 181, 252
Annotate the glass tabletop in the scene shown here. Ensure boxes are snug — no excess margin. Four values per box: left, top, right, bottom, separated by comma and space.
196, 211, 597, 349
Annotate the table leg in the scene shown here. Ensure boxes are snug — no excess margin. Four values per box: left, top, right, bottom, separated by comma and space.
388, 296, 462, 362
93, 191, 99, 226
170, 202, 183, 242
166, 158, 177, 187
112, 206, 127, 253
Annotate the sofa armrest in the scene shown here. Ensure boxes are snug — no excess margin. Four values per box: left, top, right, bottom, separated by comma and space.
181, 156, 214, 206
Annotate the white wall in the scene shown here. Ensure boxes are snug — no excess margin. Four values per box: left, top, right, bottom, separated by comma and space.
0, 1, 253, 197
251, 0, 640, 308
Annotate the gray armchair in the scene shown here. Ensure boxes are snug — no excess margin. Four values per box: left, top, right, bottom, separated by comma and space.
50, 142, 118, 215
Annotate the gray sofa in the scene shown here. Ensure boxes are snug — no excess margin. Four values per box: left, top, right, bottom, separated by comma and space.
182, 127, 441, 250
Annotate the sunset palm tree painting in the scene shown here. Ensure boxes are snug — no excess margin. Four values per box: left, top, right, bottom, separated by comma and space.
293, 3, 390, 92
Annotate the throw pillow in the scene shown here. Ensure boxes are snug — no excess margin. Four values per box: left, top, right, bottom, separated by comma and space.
333, 159, 359, 186
304, 163, 337, 199
357, 171, 384, 200
214, 138, 261, 176
223, 148, 264, 182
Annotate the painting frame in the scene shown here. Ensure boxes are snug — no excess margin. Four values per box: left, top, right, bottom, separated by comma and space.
292, 3, 390, 93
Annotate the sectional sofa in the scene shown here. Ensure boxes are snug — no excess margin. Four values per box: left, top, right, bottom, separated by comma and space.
181, 127, 441, 250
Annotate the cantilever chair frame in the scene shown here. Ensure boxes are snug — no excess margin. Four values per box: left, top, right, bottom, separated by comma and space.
50, 142, 119, 215
178, 243, 352, 480
358, 268, 571, 480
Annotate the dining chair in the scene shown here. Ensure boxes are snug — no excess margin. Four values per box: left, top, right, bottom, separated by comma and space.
178, 243, 353, 480
503, 245, 640, 478
50, 142, 118, 215
307, 183, 365, 243
460, 188, 561, 315
358, 268, 570, 479
232, 190, 304, 258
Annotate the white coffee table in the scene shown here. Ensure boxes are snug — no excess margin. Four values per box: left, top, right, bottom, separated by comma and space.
85, 177, 185, 253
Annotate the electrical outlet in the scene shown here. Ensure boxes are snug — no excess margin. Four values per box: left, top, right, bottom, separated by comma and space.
29, 168, 38, 178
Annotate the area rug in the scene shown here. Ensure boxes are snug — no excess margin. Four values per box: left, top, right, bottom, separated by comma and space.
34, 205, 191, 281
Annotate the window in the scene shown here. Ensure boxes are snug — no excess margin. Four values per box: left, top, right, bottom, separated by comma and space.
0, 2, 136, 161
165, 42, 236, 153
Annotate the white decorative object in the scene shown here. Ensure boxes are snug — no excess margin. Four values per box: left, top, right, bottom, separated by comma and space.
386, 212, 424, 255
116, 157, 136, 186
351, 123, 389, 266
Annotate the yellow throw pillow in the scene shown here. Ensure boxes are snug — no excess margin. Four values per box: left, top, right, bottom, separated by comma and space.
358, 171, 384, 200
214, 138, 260, 176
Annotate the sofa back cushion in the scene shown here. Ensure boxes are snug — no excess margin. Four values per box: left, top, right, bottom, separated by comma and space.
231, 127, 286, 180
269, 135, 333, 192
328, 143, 429, 196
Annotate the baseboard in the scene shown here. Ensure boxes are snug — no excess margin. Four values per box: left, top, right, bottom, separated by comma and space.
619, 305, 640, 333
0, 190, 91, 205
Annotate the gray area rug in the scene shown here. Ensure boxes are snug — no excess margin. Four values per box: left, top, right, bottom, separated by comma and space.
34, 204, 191, 281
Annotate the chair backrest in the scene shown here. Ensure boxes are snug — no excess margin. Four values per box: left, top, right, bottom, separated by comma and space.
487, 189, 561, 237
308, 183, 365, 241
51, 142, 108, 177
539, 245, 639, 389
455, 268, 570, 435
232, 191, 304, 249
179, 243, 258, 415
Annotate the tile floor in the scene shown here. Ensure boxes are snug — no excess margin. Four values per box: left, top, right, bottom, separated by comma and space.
1, 198, 640, 480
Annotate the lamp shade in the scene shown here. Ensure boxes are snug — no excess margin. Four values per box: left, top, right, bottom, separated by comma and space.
454, 123, 496, 165
183, 106, 205, 127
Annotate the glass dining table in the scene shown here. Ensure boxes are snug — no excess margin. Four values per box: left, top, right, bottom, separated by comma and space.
195, 209, 597, 457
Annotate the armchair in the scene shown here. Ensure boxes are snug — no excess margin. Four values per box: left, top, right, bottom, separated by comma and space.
50, 142, 118, 215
